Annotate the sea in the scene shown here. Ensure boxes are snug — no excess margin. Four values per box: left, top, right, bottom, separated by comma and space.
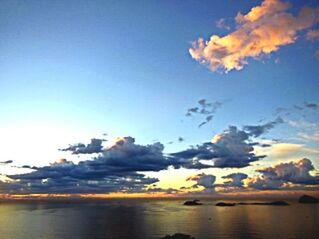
0, 199, 318, 239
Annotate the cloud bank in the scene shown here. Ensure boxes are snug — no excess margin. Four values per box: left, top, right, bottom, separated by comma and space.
247, 158, 319, 190
3, 137, 178, 194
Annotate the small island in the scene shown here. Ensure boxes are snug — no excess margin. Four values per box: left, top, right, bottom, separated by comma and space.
298, 195, 319, 204
237, 201, 289, 206
183, 199, 202, 206
161, 233, 195, 239
215, 201, 289, 207
215, 202, 236, 207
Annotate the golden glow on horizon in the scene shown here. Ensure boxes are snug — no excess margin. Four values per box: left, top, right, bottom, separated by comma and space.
1, 189, 319, 200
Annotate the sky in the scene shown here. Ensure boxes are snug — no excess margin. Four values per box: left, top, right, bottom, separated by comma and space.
0, 0, 319, 198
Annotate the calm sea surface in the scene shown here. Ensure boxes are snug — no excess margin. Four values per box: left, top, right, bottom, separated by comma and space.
0, 199, 318, 239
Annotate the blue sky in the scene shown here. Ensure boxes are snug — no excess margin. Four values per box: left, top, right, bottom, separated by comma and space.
0, 0, 319, 197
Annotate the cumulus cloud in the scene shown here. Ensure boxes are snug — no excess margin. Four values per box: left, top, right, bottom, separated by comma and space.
247, 158, 319, 190
4, 137, 178, 194
187, 173, 216, 190
171, 126, 265, 168
60, 138, 105, 154
222, 173, 248, 187
189, 0, 319, 72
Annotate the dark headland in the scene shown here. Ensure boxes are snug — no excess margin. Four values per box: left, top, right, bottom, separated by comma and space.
215, 202, 236, 207
298, 195, 319, 203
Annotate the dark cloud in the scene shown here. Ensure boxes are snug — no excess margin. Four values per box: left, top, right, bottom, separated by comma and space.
247, 158, 319, 190
1, 127, 265, 194
178, 137, 185, 143
171, 126, 265, 168
186, 99, 223, 128
304, 102, 318, 110
186, 107, 199, 116
4, 137, 179, 194
243, 117, 283, 137
198, 115, 214, 128
60, 138, 104, 154
4, 173, 159, 194
0, 160, 13, 164
187, 173, 216, 190
222, 173, 248, 187
288, 102, 318, 112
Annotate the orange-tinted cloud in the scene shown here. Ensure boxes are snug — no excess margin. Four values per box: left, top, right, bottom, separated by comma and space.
189, 0, 319, 72
306, 29, 319, 41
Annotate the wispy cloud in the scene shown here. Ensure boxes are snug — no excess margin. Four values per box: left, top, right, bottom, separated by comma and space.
243, 117, 283, 137
215, 18, 231, 30
189, 0, 319, 72
306, 29, 319, 41
0, 160, 13, 165
186, 99, 223, 128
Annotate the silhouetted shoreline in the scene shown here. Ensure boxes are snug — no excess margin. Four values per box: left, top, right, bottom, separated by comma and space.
216, 201, 289, 206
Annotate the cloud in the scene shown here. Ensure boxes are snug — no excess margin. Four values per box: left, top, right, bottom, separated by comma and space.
198, 115, 214, 128
60, 138, 105, 154
186, 99, 223, 116
304, 102, 318, 110
0, 160, 13, 164
216, 18, 231, 30
243, 117, 283, 137
1, 127, 268, 194
246, 158, 319, 190
4, 137, 178, 194
222, 173, 248, 187
306, 29, 319, 41
187, 173, 216, 190
189, 0, 319, 72
186, 99, 223, 128
298, 132, 319, 142
270, 143, 319, 157
171, 126, 265, 168
178, 137, 185, 143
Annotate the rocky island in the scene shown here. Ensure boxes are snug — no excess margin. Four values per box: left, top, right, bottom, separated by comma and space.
298, 195, 319, 203
183, 199, 202, 206
161, 233, 195, 239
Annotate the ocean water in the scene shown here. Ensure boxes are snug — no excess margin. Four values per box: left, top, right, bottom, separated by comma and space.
0, 199, 318, 239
